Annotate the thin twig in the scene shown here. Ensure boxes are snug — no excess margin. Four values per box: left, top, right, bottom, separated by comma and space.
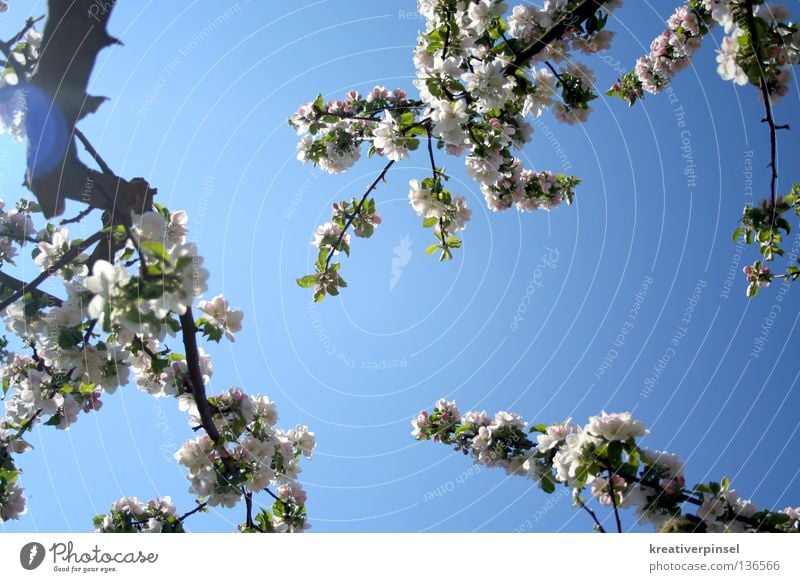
742, 1, 782, 235
177, 500, 209, 522
60, 205, 95, 226
425, 125, 439, 179
323, 159, 395, 272
578, 500, 607, 533
73, 128, 150, 276
74, 128, 115, 176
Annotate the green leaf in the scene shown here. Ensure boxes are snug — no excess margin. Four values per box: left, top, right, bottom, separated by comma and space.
607, 440, 623, 464
398, 111, 416, 129
425, 244, 439, 256
746, 281, 759, 298
315, 248, 330, 271
58, 328, 83, 350
422, 217, 438, 228
296, 274, 318, 288
141, 240, 170, 262
529, 424, 548, 434
540, 476, 556, 494
23, 295, 41, 318
732, 226, 744, 242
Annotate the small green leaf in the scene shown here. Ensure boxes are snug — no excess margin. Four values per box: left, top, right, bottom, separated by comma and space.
141, 240, 170, 262
540, 477, 556, 494
425, 244, 439, 256
296, 274, 318, 288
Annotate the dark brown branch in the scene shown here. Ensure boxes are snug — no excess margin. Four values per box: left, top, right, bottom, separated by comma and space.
74, 128, 114, 176
12, 409, 43, 441
425, 125, 439, 179
73, 129, 152, 277
577, 499, 607, 533
0, 271, 63, 307
504, 1, 609, 76
177, 500, 208, 523
0, 230, 103, 313
743, 1, 782, 224
59, 205, 95, 226
607, 468, 623, 533
179, 308, 220, 443
243, 489, 259, 531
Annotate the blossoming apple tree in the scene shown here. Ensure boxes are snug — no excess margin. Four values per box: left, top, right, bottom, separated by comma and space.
290, 0, 800, 531
0, 1, 314, 532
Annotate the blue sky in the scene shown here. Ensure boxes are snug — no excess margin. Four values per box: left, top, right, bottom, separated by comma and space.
2, 0, 800, 533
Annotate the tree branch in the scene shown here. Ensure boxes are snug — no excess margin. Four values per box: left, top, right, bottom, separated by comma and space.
179, 308, 220, 443
0, 230, 103, 313
243, 488, 259, 531
0, 271, 63, 307
742, 1, 783, 231
607, 468, 623, 533
503, 1, 609, 76
74, 128, 115, 176
177, 500, 208, 523
0, 15, 45, 79
577, 498, 607, 533
323, 159, 395, 272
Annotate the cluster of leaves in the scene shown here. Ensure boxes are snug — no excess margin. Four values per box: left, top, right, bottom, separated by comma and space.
243, 497, 307, 534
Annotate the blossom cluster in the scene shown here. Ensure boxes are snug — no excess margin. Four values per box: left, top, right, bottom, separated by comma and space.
293, 1, 626, 299
0, 23, 41, 142
412, 399, 799, 532
173, 386, 314, 528
0, 199, 315, 532
0, 200, 37, 266
93, 496, 184, 533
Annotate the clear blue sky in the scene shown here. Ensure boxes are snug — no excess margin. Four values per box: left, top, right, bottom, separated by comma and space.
2, 0, 799, 533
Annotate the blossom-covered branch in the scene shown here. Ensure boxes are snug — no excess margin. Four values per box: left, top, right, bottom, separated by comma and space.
610, 1, 799, 297
292, 0, 617, 299
412, 399, 799, 532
